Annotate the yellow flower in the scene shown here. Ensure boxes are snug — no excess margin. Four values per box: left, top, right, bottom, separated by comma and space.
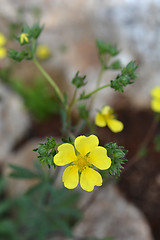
0, 47, 7, 59
0, 32, 6, 46
150, 86, 160, 113
95, 106, 124, 133
19, 33, 29, 44
36, 44, 51, 60
54, 135, 111, 192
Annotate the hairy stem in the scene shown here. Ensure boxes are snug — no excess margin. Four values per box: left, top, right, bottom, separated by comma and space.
33, 58, 64, 103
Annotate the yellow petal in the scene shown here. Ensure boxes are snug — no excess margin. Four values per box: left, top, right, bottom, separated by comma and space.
151, 86, 160, 100
0, 47, 7, 59
20, 33, 29, 44
151, 99, 160, 112
54, 143, 77, 166
75, 135, 99, 155
62, 165, 79, 189
36, 45, 51, 59
89, 146, 111, 170
0, 33, 6, 46
80, 167, 102, 192
95, 113, 106, 127
102, 105, 112, 115
107, 119, 124, 133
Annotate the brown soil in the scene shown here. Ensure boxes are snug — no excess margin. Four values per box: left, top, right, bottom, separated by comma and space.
101, 108, 160, 240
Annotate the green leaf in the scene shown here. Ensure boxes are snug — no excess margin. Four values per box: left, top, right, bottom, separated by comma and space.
0, 200, 13, 215
9, 164, 39, 179
30, 23, 43, 39
61, 137, 74, 144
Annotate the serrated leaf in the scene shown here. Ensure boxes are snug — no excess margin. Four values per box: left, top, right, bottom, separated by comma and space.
9, 164, 39, 179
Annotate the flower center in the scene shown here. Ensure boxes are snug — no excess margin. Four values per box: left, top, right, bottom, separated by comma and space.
76, 155, 89, 171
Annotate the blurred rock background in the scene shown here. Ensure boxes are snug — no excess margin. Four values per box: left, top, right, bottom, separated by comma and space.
0, 0, 160, 239
1, 0, 160, 110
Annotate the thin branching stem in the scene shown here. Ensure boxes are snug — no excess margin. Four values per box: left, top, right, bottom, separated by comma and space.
33, 58, 64, 103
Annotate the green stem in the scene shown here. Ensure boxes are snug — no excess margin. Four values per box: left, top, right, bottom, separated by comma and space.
68, 88, 77, 112
33, 58, 64, 103
78, 83, 110, 100
96, 67, 104, 88
64, 89, 78, 136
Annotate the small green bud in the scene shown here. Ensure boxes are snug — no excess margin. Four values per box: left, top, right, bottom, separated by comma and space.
34, 137, 56, 168
72, 71, 87, 88
19, 33, 29, 45
110, 61, 138, 92
110, 60, 122, 70
96, 40, 119, 56
105, 142, 128, 177
37, 146, 48, 156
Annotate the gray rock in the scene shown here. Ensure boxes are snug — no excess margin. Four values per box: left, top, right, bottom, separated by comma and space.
1, 0, 160, 110
73, 184, 153, 240
0, 82, 30, 162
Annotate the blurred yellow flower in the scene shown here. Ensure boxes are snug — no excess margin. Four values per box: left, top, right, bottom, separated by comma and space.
150, 86, 160, 112
0, 47, 7, 59
36, 44, 51, 60
0, 32, 6, 46
54, 135, 111, 192
95, 106, 124, 133
20, 33, 29, 44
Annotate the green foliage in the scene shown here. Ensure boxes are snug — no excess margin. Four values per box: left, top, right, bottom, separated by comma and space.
20, 23, 43, 41
96, 40, 119, 56
72, 71, 87, 88
9, 23, 43, 62
0, 163, 81, 240
9, 49, 32, 61
110, 60, 122, 70
0, 176, 19, 240
154, 134, 160, 152
14, 183, 80, 239
11, 77, 60, 121
29, 23, 43, 39
105, 142, 128, 176
110, 61, 138, 92
33, 137, 56, 168
9, 164, 40, 179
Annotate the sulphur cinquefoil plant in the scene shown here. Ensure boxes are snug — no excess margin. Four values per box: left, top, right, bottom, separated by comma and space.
8, 23, 138, 192
7, 23, 138, 239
